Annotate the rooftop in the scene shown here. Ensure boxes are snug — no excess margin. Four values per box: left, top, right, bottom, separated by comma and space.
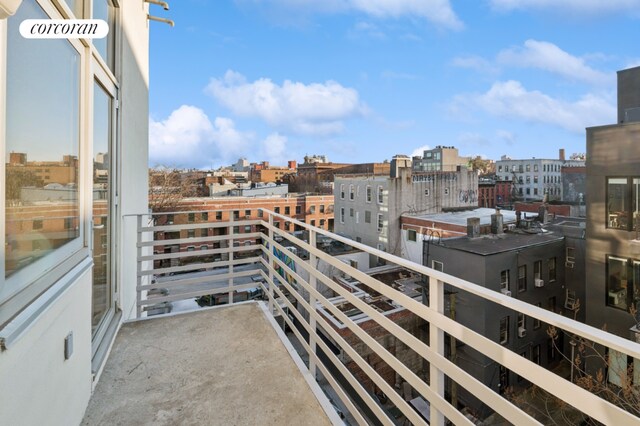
83, 303, 335, 425
435, 229, 565, 255
403, 207, 520, 227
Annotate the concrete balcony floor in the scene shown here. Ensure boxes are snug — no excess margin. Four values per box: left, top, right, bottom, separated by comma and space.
83, 303, 333, 426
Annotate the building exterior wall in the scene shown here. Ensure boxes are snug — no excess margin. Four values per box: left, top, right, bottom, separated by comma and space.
618, 66, 640, 124
426, 237, 571, 418
0, 2, 149, 424
586, 123, 640, 339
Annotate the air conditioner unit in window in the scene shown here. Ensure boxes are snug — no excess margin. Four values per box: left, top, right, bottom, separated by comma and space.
500, 288, 512, 297
518, 327, 527, 338
534, 278, 544, 288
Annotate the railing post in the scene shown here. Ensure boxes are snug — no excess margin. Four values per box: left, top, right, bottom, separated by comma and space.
308, 228, 317, 378
429, 278, 445, 426
267, 213, 275, 314
228, 213, 234, 305
136, 214, 143, 319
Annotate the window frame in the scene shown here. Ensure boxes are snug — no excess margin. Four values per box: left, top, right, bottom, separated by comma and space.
0, 1, 96, 326
407, 229, 417, 242
518, 265, 527, 292
499, 316, 509, 345
606, 176, 640, 231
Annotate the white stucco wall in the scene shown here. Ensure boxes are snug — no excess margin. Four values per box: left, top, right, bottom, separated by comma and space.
0, 266, 92, 426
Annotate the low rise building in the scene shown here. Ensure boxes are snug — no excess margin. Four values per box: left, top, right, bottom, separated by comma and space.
412, 145, 470, 173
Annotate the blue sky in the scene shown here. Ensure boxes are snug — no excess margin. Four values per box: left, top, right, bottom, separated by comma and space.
148, 0, 640, 169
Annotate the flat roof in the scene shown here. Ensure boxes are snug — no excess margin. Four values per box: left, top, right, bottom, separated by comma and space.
436, 230, 564, 256
403, 208, 522, 227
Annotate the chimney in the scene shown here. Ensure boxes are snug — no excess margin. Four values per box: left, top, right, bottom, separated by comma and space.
288, 160, 297, 170
467, 217, 480, 238
538, 204, 549, 224
559, 149, 565, 161
491, 208, 504, 235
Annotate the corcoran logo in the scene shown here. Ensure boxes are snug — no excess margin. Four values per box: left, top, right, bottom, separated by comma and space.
19, 19, 108, 39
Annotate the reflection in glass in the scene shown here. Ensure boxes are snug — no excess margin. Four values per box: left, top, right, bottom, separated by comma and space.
607, 256, 629, 310
92, 82, 112, 332
93, 0, 115, 71
633, 178, 639, 232
607, 178, 628, 230
5, 0, 80, 278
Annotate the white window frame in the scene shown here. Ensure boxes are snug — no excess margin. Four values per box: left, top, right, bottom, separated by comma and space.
0, 1, 100, 327
377, 186, 384, 204
366, 185, 372, 203
340, 184, 345, 199
377, 213, 383, 232
340, 208, 345, 224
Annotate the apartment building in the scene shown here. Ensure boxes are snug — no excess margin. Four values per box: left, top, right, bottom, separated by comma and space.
496, 150, 584, 202
0, 1, 150, 425
334, 155, 478, 261
249, 160, 296, 183
412, 145, 470, 172
585, 66, 640, 386
425, 213, 586, 418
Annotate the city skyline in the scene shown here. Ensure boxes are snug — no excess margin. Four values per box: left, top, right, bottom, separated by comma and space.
149, 0, 639, 169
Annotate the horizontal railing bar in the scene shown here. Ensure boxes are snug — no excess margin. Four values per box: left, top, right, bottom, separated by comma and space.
262, 218, 639, 425
260, 270, 396, 426
262, 241, 477, 425
137, 232, 262, 248
137, 282, 260, 306
139, 244, 262, 261
258, 209, 640, 361
138, 257, 262, 276
262, 237, 534, 425
140, 220, 262, 233
138, 269, 261, 292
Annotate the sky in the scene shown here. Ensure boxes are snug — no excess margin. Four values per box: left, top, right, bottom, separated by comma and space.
148, 0, 640, 169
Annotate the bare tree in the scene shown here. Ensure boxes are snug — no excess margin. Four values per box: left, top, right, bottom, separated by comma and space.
148, 166, 199, 213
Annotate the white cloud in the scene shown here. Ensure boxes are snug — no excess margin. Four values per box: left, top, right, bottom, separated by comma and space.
451, 80, 615, 133
262, 133, 289, 165
206, 70, 366, 136
490, 0, 640, 15
497, 40, 612, 85
149, 105, 253, 168
496, 130, 517, 146
410, 145, 430, 157
239, 0, 463, 29
451, 55, 500, 75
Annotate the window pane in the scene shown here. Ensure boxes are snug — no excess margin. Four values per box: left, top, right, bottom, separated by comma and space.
607, 256, 629, 310
93, 0, 115, 70
5, 0, 80, 278
633, 178, 639, 232
608, 177, 628, 230
92, 82, 113, 332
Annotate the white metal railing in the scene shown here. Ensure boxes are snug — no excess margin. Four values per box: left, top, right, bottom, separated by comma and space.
134, 209, 640, 425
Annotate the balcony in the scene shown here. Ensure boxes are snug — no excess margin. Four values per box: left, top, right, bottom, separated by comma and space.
91, 209, 640, 425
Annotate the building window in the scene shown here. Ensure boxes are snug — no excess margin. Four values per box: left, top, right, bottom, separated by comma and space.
200, 245, 208, 251
444, 188, 450, 195
349, 185, 355, 200
365, 211, 371, 224
548, 257, 557, 282
187, 229, 195, 238
408, 229, 417, 242
244, 225, 251, 233
517, 313, 526, 337
201, 229, 208, 237
366, 186, 372, 203
499, 316, 509, 344
534, 260, 542, 281
548, 296, 557, 313
319, 205, 325, 213
377, 214, 383, 232
257, 210, 263, 218
518, 265, 527, 292
534, 188, 539, 196
340, 208, 345, 224
349, 208, 354, 218
533, 345, 541, 365
188, 213, 195, 222
201, 212, 209, 221
500, 270, 510, 291
340, 184, 345, 199
534, 164, 539, 172
216, 212, 222, 220
533, 303, 542, 329
233, 226, 240, 234
320, 219, 325, 227
377, 186, 384, 204
498, 165, 503, 172
606, 255, 638, 310
424, 189, 430, 197
310, 220, 316, 226
245, 209, 251, 217
295, 206, 301, 215
284, 206, 290, 215
432, 261, 443, 272
607, 177, 640, 231
274, 207, 280, 214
